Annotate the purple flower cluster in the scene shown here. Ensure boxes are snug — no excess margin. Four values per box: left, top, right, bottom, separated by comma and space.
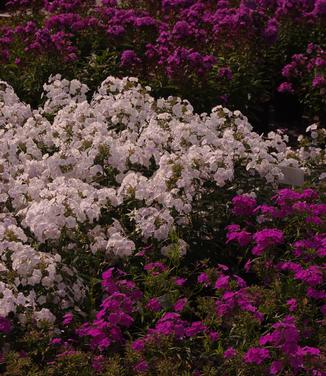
215, 284, 264, 323
258, 316, 321, 373
228, 188, 325, 318
279, 43, 326, 98
19, 187, 324, 374
231, 194, 257, 216
244, 347, 270, 365
252, 228, 284, 256
2, 0, 325, 84
76, 267, 143, 351
0, 317, 12, 335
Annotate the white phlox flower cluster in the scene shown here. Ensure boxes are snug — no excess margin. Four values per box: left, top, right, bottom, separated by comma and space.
0, 81, 32, 129
0, 75, 323, 323
0, 214, 86, 322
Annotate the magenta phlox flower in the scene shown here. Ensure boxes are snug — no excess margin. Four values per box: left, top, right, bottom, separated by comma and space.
131, 338, 145, 352
313, 0, 326, 16
293, 235, 326, 259
307, 287, 326, 300
243, 347, 270, 364
306, 216, 323, 225
270, 360, 283, 375
62, 312, 73, 326
297, 346, 320, 357
218, 67, 233, 80
287, 298, 297, 312
209, 331, 219, 342
216, 289, 263, 321
224, 347, 236, 359
264, 17, 279, 42
311, 204, 326, 217
254, 204, 279, 218
101, 292, 133, 312
108, 312, 134, 327
120, 50, 141, 67
133, 359, 149, 373
252, 228, 284, 255
197, 272, 210, 285
76, 268, 142, 351
292, 201, 310, 213
226, 228, 252, 247
175, 277, 187, 286
151, 312, 187, 338
146, 298, 162, 312
259, 316, 300, 356
92, 355, 105, 373
50, 337, 62, 345
231, 195, 257, 216
274, 189, 301, 205
174, 297, 188, 312
277, 261, 302, 273
214, 275, 230, 289
185, 321, 206, 337
278, 82, 294, 93
0, 316, 12, 334
244, 259, 252, 272
144, 262, 167, 275
294, 265, 323, 286
225, 224, 241, 232
312, 74, 326, 88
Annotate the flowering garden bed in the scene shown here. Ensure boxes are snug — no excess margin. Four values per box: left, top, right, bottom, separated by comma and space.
0, 0, 326, 128
0, 1, 326, 376
0, 75, 325, 375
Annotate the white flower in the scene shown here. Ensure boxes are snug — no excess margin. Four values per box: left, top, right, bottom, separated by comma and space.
34, 308, 56, 325
161, 239, 188, 257
106, 232, 135, 257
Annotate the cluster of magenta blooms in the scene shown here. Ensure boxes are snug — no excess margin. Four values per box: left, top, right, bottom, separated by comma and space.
1, 188, 324, 375
278, 42, 326, 94
1, 1, 326, 98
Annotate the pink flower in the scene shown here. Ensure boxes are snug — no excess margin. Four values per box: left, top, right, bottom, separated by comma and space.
307, 288, 326, 300
287, 299, 297, 312
50, 338, 62, 345
185, 321, 206, 337
231, 195, 257, 216
296, 346, 320, 357
133, 359, 149, 373
244, 259, 252, 272
226, 229, 252, 247
270, 360, 283, 375
120, 50, 141, 67
294, 266, 323, 286
312, 74, 326, 88
209, 331, 219, 342
175, 277, 186, 286
214, 275, 230, 289
0, 317, 12, 334
92, 355, 105, 372
131, 339, 145, 352
218, 67, 232, 80
252, 228, 284, 256
144, 262, 167, 275
224, 347, 236, 359
244, 347, 270, 364
278, 82, 294, 93
174, 298, 187, 312
146, 298, 162, 312
197, 272, 210, 285
63, 312, 73, 326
